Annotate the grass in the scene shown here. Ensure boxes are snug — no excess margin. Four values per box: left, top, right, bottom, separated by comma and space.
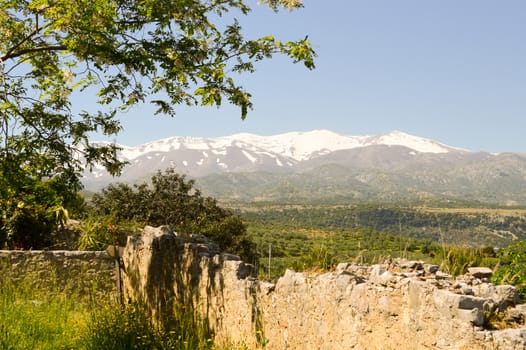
0, 275, 218, 350
0, 278, 89, 350
435, 245, 498, 277
81, 302, 216, 350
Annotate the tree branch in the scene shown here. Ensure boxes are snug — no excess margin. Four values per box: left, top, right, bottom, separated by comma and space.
1, 45, 67, 61
2, 17, 56, 60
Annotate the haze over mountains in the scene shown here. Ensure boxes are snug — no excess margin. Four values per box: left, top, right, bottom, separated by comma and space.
83, 130, 526, 205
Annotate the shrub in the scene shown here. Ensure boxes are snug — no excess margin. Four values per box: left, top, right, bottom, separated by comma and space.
492, 240, 526, 299
0, 165, 86, 250
77, 214, 137, 250
0, 198, 57, 249
90, 168, 256, 261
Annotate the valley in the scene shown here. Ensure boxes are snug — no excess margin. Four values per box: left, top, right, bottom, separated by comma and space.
80, 129, 526, 287
233, 201, 524, 281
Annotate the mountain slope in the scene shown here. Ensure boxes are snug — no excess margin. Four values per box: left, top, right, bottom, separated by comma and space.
84, 130, 459, 182
82, 130, 526, 206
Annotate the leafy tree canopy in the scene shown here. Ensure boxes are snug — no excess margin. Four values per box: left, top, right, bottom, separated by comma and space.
0, 0, 315, 191
90, 168, 256, 260
0, 0, 315, 249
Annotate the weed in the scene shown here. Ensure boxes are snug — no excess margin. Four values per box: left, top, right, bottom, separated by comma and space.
484, 309, 507, 330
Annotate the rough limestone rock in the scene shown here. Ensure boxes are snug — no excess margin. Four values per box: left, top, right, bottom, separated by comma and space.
121, 230, 526, 350
474, 283, 521, 311
468, 267, 494, 279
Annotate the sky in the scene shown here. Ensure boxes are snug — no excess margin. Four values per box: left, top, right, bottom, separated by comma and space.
85, 0, 526, 152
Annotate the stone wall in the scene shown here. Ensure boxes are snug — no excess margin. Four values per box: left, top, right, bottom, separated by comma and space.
4, 228, 526, 349
122, 229, 526, 350
0, 250, 119, 301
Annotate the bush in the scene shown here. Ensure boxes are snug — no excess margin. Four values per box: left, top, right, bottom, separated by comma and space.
0, 199, 56, 249
90, 168, 256, 261
492, 240, 526, 299
0, 186, 83, 250
0, 161, 86, 250
77, 214, 138, 250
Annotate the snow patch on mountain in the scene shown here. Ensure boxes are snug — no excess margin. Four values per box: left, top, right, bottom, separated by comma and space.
363, 131, 451, 154
83, 130, 464, 187
223, 129, 454, 160
242, 150, 257, 164
212, 149, 227, 156
225, 130, 368, 161
113, 129, 454, 164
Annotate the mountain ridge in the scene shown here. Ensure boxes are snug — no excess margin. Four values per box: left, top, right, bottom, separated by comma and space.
82, 130, 526, 206
97, 129, 460, 163
84, 129, 460, 182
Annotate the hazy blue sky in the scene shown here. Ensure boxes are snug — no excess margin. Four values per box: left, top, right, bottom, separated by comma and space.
88, 1, 526, 152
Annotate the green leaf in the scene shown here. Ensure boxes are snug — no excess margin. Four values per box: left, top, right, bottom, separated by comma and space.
0, 0, 316, 212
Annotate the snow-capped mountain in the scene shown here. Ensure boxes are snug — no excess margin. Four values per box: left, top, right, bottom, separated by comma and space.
82, 130, 526, 205
83, 130, 461, 184
118, 129, 456, 162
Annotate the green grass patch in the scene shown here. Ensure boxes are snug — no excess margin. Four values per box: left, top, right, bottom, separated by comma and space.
0, 276, 216, 350
0, 278, 89, 350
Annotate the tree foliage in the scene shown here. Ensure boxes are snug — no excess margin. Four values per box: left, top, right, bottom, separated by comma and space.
90, 168, 255, 260
0, 0, 315, 191
0, 0, 314, 249
0, 167, 84, 249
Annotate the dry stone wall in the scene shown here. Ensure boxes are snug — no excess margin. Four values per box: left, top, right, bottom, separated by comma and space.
122, 228, 526, 350
0, 250, 119, 301
121, 226, 259, 341
4, 228, 525, 349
